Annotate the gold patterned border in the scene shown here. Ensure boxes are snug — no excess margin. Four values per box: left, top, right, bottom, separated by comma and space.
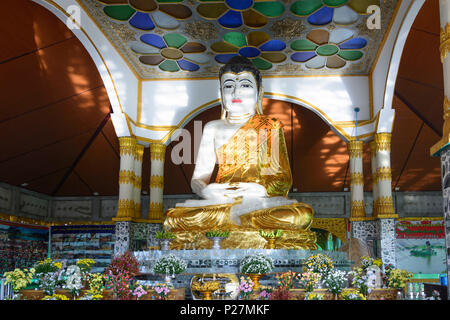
376, 167, 392, 182
440, 23, 450, 63
374, 133, 391, 152
150, 175, 164, 189
311, 218, 347, 243
350, 172, 365, 186
351, 200, 366, 218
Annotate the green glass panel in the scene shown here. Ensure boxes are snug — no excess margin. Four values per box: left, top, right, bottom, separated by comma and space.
338, 50, 363, 61
253, 2, 285, 17
316, 44, 339, 56
291, 39, 318, 51
290, 0, 322, 16
163, 33, 187, 49
251, 57, 272, 70
159, 59, 180, 72
323, 0, 348, 7
103, 5, 136, 21
223, 32, 247, 48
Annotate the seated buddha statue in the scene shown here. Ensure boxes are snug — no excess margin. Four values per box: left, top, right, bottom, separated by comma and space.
163, 56, 316, 249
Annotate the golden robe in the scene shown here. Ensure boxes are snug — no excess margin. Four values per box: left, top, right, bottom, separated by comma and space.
164, 115, 313, 233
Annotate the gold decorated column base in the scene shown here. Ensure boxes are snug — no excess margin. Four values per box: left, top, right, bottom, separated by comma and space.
168, 228, 317, 250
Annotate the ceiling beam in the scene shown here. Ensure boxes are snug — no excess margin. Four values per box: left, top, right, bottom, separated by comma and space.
394, 90, 442, 137
51, 113, 111, 196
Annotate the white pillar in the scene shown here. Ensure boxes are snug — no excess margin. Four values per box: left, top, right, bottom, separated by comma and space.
348, 140, 365, 219
115, 137, 136, 220
133, 144, 145, 219
374, 133, 397, 217
370, 140, 379, 217
148, 143, 166, 223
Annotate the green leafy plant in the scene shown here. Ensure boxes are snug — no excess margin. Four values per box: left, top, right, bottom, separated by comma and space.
240, 254, 274, 274
259, 229, 283, 238
205, 230, 230, 238
155, 230, 176, 240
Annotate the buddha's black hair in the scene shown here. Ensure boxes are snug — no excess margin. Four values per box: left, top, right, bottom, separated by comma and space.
219, 56, 262, 90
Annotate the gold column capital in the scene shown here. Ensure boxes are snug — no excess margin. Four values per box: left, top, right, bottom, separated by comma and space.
119, 136, 137, 156
115, 199, 136, 219
374, 133, 391, 152
148, 202, 164, 222
350, 200, 366, 219
135, 143, 145, 161
150, 143, 167, 161
348, 140, 363, 158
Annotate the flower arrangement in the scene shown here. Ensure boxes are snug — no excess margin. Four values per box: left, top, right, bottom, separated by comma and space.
259, 229, 283, 238
104, 269, 133, 300
305, 292, 324, 300
105, 251, 140, 278
42, 294, 70, 300
155, 230, 176, 240
299, 272, 321, 293
387, 268, 413, 290
76, 259, 96, 273
34, 258, 62, 275
303, 254, 334, 277
340, 288, 366, 300
259, 288, 272, 300
349, 267, 369, 296
205, 229, 230, 238
3, 268, 35, 292
86, 273, 105, 296
38, 272, 59, 296
323, 269, 347, 295
63, 265, 83, 298
240, 254, 274, 274
78, 294, 103, 300
275, 270, 300, 290
238, 276, 254, 300
152, 254, 187, 275
360, 256, 383, 270
132, 286, 147, 300
153, 283, 171, 300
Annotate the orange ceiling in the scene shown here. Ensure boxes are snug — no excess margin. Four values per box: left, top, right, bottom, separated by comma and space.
0, 0, 443, 196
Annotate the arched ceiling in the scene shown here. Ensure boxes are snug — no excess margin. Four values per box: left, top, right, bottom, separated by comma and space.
0, 0, 443, 196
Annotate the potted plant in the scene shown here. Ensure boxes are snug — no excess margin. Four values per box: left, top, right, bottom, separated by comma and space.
259, 229, 282, 249
61, 265, 83, 299
33, 258, 63, 296
240, 254, 274, 290
299, 272, 321, 293
238, 276, 254, 300
275, 270, 300, 291
76, 258, 96, 287
303, 253, 334, 279
104, 251, 140, 300
323, 269, 347, 299
386, 268, 413, 299
3, 268, 35, 299
152, 254, 187, 284
155, 230, 176, 250
205, 229, 230, 249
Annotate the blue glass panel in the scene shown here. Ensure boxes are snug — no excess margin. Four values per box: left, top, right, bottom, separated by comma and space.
307, 6, 333, 25
339, 38, 367, 50
225, 0, 253, 11
238, 46, 261, 58
291, 52, 316, 62
140, 34, 166, 49
129, 12, 155, 31
218, 10, 243, 28
215, 53, 238, 64
177, 59, 200, 71
259, 40, 286, 52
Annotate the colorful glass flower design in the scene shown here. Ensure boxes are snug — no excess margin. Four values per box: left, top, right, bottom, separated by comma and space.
290, 0, 380, 26
137, 33, 208, 72
211, 31, 286, 70
197, 0, 285, 29
290, 28, 367, 69
99, 0, 192, 31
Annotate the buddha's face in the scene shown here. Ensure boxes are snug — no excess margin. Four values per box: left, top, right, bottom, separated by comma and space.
220, 71, 259, 116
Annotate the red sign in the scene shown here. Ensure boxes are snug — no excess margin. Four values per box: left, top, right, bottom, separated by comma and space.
396, 220, 444, 239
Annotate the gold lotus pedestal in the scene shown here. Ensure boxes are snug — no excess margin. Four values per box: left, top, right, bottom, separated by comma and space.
246, 274, 264, 290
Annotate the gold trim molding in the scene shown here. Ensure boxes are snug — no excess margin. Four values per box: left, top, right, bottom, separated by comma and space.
150, 175, 164, 189
348, 140, 363, 158
376, 167, 392, 182
350, 172, 365, 186
118, 170, 135, 185
440, 23, 450, 63
350, 200, 366, 218
374, 196, 396, 217
150, 143, 167, 161
134, 144, 145, 162
119, 137, 137, 156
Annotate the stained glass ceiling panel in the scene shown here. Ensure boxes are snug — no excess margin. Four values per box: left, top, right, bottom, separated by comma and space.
80, 0, 399, 79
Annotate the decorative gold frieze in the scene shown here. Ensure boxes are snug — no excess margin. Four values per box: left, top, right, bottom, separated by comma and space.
150, 143, 166, 161
270, 18, 306, 40
148, 202, 164, 222
374, 133, 391, 152
376, 167, 392, 182
371, 172, 378, 184
350, 172, 365, 186
119, 137, 137, 157
311, 218, 347, 243
118, 170, 135, 185
369, 140, 377, 156
350, 200, 365, 218
440, 23, 450, 63
150, 175, 164, 189
348, 140, 363, 158
183, 21, 219, 41
134, 176, 142, 189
